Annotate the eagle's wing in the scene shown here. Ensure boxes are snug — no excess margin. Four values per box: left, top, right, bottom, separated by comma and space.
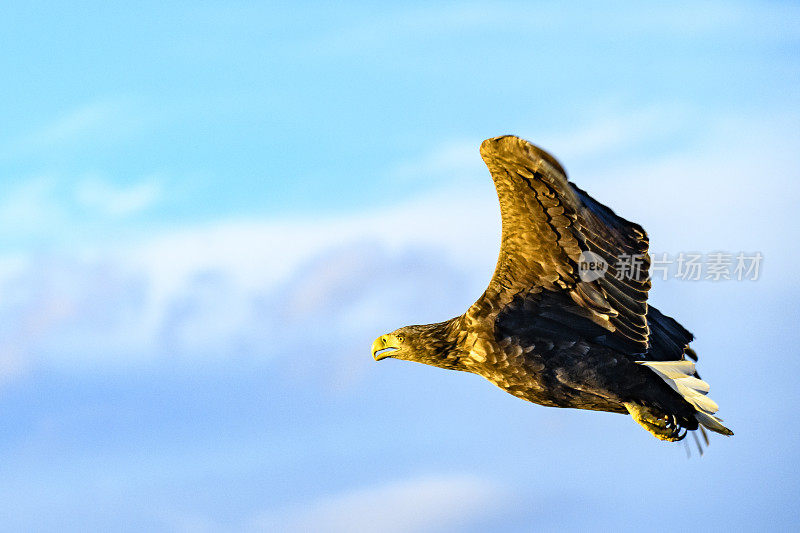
471, 135, 651, 354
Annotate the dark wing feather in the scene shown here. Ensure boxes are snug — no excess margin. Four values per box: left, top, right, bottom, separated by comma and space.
473, 135, 652, 354
645, 306, 695, 361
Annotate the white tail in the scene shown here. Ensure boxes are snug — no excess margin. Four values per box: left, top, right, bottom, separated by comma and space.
638, 360, 733, 436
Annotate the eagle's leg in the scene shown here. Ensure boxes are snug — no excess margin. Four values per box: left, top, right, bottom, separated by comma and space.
624, 402, 685, 442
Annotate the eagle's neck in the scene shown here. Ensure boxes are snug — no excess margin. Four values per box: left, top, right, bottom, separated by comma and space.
409, 316, 466, 371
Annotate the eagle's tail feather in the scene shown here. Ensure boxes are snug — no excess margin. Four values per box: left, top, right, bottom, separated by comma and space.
638, 360, 733, 436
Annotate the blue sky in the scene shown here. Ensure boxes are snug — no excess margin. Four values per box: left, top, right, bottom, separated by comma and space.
1, 2, 799, 531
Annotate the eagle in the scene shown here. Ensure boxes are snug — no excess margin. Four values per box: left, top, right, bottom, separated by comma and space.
372, 135, 732, 444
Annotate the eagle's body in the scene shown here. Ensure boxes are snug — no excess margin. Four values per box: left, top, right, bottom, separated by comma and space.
373, 136, 732, 443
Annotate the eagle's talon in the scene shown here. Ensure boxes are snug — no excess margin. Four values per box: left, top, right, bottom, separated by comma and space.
624, 402, 685, 442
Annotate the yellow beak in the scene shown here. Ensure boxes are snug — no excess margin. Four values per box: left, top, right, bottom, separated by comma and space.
372, 334, 398, 361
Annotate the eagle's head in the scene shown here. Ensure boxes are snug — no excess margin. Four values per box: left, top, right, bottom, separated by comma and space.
371, 320, 463, 370
371, 327, 412, 361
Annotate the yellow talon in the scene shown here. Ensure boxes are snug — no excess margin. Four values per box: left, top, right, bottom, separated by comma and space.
624, 402, 684, 442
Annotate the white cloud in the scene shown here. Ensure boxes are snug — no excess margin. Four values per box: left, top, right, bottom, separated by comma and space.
539, 106, 689, 162
76, 177, 162, 217
3, 99, 143, 157
0, 178, 64, 237
0, 188, 478, 374
248, 474, 505, 533
7, 189, 496, 371
385, 107, 690, 186
299, 2, 800, 57
388, 139, 483, 184
0, 175, 165, 244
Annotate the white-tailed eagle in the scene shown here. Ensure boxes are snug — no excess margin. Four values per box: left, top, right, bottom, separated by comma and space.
372, 135, 732, 445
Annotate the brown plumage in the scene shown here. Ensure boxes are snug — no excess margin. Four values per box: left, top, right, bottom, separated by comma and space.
372, 135, 732, 444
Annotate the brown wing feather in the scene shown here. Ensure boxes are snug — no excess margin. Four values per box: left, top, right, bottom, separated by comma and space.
471, 135, 651, 354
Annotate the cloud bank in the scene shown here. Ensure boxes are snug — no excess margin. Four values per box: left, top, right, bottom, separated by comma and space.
249, 474, 505, 533
0, 110, 795, 385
